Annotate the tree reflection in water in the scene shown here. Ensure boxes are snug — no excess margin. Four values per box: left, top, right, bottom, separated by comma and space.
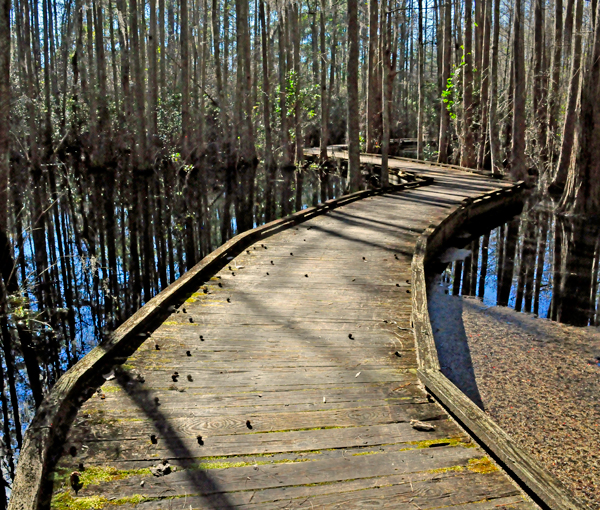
446, 197, 600, 327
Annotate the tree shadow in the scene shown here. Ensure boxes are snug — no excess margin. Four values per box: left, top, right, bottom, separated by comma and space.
114, 370, 238, 509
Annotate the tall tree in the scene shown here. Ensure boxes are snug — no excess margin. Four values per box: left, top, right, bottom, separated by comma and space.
559, 0, 600, 214
130, 0, 147, 166
234, 0, 257, 231
546, 0, 562, 168
366, 0, 379, 153
488, 0, 502, 173
532, 0, 547, 168
148, 0, 158, 140
550, 0, 583, 191
260, 0, 276, 221
437, 0, 452, 163
181, 0, 190, 158
476, 0, 491, 169
381, 0, 390, 176
319, 0, 329, 163
347, 0, 361, 191
461, 0, 475, 168
0, 0, 8, 235
509, 0, 527, 180
416, 0, 424, 159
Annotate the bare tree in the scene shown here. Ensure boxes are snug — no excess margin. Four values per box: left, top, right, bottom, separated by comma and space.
366, 0, 379, 153
347, 0, 361, 191
437, 0, 452, 163
0, 0, 8, 234
546, 0, 563, 170
461, 0, 475, 168
559, 0, 600, 214
416, 0, 424, 159
550, 0, 583, 191
476, 0, 491, 169
509, 0, 527, 180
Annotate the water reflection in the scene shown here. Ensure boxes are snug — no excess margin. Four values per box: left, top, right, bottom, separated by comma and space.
442, 198, 600, 327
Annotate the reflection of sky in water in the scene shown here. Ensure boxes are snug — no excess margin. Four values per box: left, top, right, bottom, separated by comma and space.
445, 212, 595, 322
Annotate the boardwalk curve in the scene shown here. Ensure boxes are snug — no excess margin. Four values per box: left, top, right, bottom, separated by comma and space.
9, 154, 575, 510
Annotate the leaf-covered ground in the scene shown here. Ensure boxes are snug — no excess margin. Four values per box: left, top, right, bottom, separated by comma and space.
429, 283, 600, 510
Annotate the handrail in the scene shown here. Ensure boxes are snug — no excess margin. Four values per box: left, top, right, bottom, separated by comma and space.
306, 146, 512, 180
410, 181, 590, 510
8, 176, 432, 510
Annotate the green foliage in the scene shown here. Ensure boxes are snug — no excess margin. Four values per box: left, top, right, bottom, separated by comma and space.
441, 56, 468, 121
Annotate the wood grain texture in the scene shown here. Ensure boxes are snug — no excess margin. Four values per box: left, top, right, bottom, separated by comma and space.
11, 154, 540, 510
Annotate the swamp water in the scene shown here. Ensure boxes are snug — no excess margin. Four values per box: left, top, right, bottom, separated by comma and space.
438, 197, 600, 328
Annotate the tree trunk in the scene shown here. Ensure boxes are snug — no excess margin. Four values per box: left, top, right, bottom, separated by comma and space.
509, 0, 527, 181
260, 0, 276, 221
319, 0, 329, 163
437, 0, 452, 163
497, 218, 519, 306
545, 0, 562, 168
478, 233, 490, 299
416, 0, 424, 159
476, 0, 492, 169
115, 0, 131, 126
347, 0, 361, 192
533, 209, 549, 315
234, 0, 257, 231
130, 0, 147, 166
181, 0, 190, 158
94, 0, 110, 164
551, 0, 583, 191
0, 0, 8, 234
159, 0, 165, 95
563, 0, 575, 71
461, 0, 475, 168
279, 16, 290, 169
381, 0, 390, 179
292, 2, 302, 166
453, 261, 463, 295
366, 0, 379, 153
148, 0, 158, 140
559, 0, 600, 214
532, 0, 547, 169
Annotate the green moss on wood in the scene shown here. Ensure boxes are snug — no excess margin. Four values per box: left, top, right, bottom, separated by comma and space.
425, 465, 465, 474
51, 492, 148, 510
52, 466, 152, 490
409, 437, 475, 449
467, 457, 498, 474
247, 425, 346, 434
101, 385, 121, 394
192, 457, 312, 470
352, 450, 382, 456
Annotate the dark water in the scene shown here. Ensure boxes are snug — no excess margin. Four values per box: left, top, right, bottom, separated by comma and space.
439, 197, 600, 327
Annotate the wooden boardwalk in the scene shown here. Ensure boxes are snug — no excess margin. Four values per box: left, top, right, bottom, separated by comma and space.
39, 156, 539, 509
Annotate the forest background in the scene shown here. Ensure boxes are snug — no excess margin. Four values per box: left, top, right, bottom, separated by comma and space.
0, 0, 600, 504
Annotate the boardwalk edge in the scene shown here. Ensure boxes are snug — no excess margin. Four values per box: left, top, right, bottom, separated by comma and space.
411, 181, 590, 510
8, 176, 432, 510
